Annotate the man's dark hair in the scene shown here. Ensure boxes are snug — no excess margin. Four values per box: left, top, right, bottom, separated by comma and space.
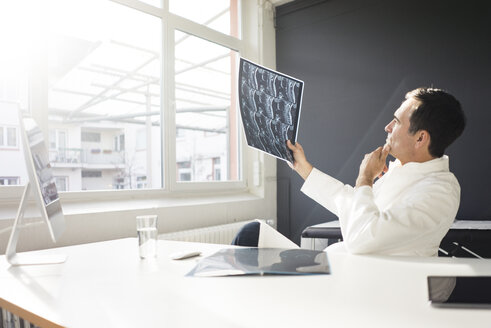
406, 87, 466, 158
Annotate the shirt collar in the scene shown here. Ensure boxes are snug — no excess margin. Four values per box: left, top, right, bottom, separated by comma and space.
388, 155, 450, 174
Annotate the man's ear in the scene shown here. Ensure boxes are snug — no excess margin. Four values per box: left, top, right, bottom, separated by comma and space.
415, 130, 430, 149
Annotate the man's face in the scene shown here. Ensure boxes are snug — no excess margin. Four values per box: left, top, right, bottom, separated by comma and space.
384, 97, 421, 164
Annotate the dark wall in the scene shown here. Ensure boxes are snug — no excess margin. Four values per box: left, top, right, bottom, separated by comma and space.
275, 0, 491, 243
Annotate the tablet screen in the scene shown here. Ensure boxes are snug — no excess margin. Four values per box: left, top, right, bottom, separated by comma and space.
428, 276, 491, 308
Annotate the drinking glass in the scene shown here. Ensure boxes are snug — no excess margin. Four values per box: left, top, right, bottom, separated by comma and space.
136, 215, 158, 258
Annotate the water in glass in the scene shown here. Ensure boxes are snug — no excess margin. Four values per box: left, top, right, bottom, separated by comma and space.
138, 227, 157, 258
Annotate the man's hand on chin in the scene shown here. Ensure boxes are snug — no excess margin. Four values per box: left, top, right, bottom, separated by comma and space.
356, 144, 391, 188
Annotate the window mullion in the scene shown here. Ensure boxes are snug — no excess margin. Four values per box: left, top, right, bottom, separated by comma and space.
168, 13, 242, 52
30, 1, 49, 140
163, 18, 176, 190
109, 0, 164, 18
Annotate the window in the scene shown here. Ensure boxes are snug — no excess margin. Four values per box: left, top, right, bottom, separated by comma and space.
136, 175, 147, 189
81, 170, 102, 178
174, 31, 239, 182
54, 176, 68, 191
213, 157, 221, 181
81, 132, 101, 143
0, 177, 20, 186
179, 172, 191, 181
177, 161, 192, 182
1, 0, 246, 194
7, 127, 16, 147
49, 129, 68, 162
0, 126, 18, 148
114, 134, 125, 152
114, 177, 125, 189
47, 0, 162, 191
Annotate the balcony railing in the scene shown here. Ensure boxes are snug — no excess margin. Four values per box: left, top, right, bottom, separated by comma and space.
49, 148, 81, 164
83, 148, 125, 165
49, 148, 125, 166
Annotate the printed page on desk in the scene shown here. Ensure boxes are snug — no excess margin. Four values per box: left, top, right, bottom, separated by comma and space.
187, 248, 330, 277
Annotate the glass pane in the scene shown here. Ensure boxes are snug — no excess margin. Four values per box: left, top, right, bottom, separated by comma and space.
170, 0, 240, 37
48, 0, 162, 191
175, 31, 239, 182
0, 1, 29, 183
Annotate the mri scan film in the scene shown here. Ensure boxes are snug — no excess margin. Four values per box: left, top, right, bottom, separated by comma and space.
238, 58, 303, 163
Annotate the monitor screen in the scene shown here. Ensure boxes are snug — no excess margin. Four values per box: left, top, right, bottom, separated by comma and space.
238, 58, 304, 163
20, 114, 65, 241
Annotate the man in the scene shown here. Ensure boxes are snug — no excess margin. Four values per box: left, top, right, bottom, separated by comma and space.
233, 87, 466, 256
288, 87, 466, 256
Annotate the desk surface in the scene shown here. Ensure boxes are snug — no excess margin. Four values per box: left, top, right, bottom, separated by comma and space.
2, 239, 491, 327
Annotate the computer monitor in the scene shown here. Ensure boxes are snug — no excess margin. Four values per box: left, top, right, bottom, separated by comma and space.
5, 110, 66, 265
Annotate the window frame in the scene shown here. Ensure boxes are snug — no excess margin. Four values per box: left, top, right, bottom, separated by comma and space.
28, 0, 250, 198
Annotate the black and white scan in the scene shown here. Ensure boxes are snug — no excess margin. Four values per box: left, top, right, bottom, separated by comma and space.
238, 58, 303, 163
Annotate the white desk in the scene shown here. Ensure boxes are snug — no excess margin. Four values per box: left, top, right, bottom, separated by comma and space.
1, 238, 491, 327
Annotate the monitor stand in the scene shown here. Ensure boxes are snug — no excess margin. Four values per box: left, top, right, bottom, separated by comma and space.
5, 183, 67, 266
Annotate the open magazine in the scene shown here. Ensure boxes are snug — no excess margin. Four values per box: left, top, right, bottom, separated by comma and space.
187, 220, 330, 277
187, 248, 330, 277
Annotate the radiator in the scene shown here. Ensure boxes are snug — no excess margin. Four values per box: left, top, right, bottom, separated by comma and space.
159, 220, 254, 245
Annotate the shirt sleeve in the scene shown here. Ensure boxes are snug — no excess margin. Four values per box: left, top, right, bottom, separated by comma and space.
300, 168, 354, 217
300, 168, 355, 239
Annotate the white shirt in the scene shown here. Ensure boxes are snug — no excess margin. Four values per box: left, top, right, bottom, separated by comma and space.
301, 156, 460, 256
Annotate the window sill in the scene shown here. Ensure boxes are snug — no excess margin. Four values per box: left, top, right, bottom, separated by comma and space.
60, 189, 261, 216
0, 187, 264, 220
0, 187, 275, 253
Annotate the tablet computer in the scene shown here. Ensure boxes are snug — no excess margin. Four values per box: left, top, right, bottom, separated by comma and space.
238, 58, 304, 163
428, 276, 491, 308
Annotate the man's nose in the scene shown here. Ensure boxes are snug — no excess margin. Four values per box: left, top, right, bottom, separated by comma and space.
385, 122, 392, 133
